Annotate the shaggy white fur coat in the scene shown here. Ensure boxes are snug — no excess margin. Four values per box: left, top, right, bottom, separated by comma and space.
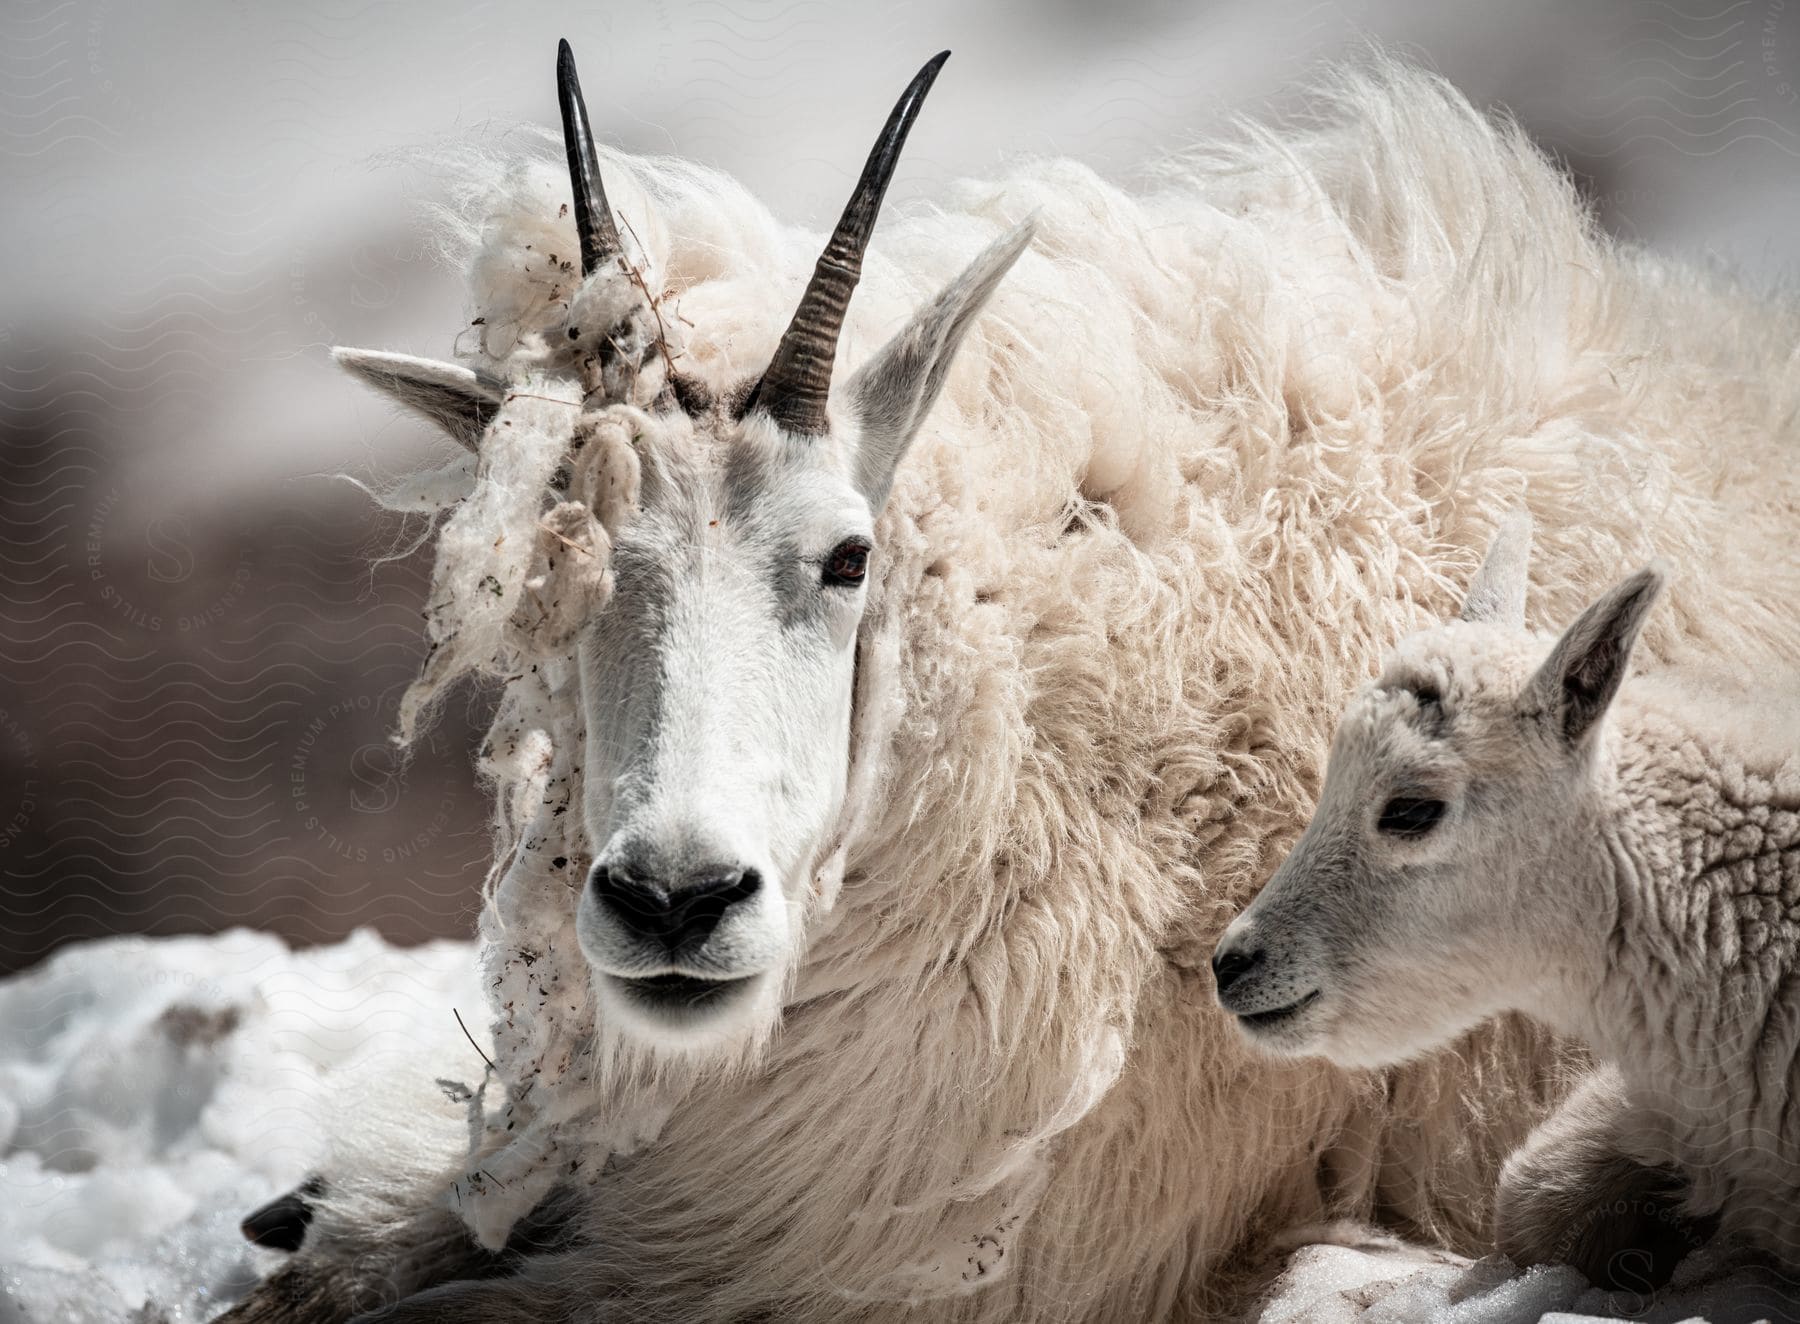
317, 59, 1800, 1321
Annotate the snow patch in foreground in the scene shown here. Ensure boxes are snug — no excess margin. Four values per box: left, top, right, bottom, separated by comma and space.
0, 929, 483, 1323
1257, 1224, 1800, 1323
3, 931, 1798, 1323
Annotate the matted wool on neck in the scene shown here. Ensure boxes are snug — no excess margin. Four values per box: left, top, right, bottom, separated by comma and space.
368, 151, 697, 1246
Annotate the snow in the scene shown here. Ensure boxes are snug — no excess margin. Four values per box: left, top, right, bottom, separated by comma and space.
1, 930, 1796, 1323
0, 929, 484, 1323
1256, 1226, 1800, 1324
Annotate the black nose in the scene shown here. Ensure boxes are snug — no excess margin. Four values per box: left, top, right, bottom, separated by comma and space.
590, 864, 761, 952
1211, 942, 1264, 995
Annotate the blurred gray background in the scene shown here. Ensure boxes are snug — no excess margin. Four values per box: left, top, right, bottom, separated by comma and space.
3, 0, 1796, 975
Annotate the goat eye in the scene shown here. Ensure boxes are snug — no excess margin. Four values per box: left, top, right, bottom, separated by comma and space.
823, 538, 871, 587
1378, 796, 1445, 837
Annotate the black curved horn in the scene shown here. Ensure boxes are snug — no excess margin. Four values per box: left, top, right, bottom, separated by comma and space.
557, 38, 625, 275
746, 51, 950, 436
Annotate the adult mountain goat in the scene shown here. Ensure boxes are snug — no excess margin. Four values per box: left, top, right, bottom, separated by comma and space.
223, 41, 1800, 1324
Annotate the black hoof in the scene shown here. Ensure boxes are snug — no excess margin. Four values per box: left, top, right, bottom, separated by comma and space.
1573, 1166, 1717, 1294
241, 1176, 325, 1253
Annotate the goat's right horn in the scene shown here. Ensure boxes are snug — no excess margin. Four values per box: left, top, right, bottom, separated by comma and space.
744, 51, 951, 437
557, 38, 625, 276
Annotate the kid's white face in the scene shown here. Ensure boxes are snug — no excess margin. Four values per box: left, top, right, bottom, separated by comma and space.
1215, 623, 1602, 1068
1215, 518, 1661, 1070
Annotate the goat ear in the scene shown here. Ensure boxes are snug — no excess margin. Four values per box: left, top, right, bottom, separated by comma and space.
333, 348, 504, 452
1460, 509, 1532, 627
1525, 565, 1664, 746
842, 218, 1036, 508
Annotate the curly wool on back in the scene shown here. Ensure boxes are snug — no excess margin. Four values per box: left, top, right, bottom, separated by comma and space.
345, 56, 1800, 1320
1530, 673, 1800, 1259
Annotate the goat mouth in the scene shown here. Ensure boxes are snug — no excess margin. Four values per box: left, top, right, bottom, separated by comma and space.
611, 972, 756, 1013
1237, 989, 1321, 1030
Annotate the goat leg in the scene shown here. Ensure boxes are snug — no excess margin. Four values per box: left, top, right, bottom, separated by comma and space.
346, 1276, 573, 1324
1495, 1064, 1715, 1292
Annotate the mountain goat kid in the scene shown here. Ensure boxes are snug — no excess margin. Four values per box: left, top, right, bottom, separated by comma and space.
1213, 514, 1800, 1282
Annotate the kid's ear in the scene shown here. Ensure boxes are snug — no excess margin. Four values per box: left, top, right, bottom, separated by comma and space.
1525, 564, 1664, 746
1460, 509, 1532, 627
333, 348, 504, 452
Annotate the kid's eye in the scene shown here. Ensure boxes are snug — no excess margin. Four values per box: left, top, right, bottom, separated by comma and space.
1378, 796, 1445, 837
823, 538, 871, 587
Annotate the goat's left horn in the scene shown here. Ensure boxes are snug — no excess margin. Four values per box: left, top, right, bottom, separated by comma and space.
557, 38, 625, 276
746, 50, 951, 436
